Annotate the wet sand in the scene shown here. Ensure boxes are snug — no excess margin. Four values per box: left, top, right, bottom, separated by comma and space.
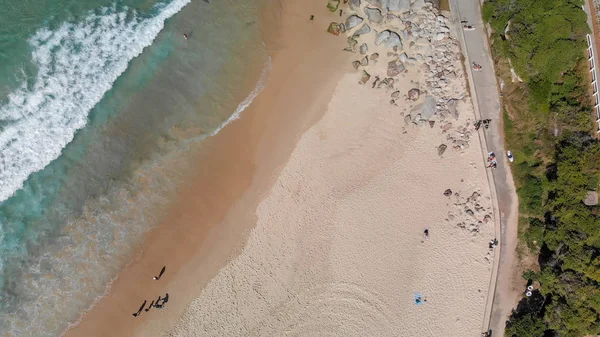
61, 0, 351, 336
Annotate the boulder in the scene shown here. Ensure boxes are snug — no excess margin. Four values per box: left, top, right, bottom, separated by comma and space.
387, 0, 410, 12
391, 91, 401, 99
346, 15, 364, 30
408, 88, 420, 101
399, 53, 408, 63
384, 31, 402, 49
352, 60, 361, 70
375, 30, 391, 45
327, 22, 342, 36
360, 56, 369, 66
327, 0, 340, 12
365, 7, 383, 23
359, 70, 371, 84
365, 0, 383, 8
434, 33, 447, 41
353, 23, 371, 36
443, 189, 452, 196
412, 0, 426, 10
421, 95, 436, 120
360, 43, 368, 55
370, 52, 379, 60
387, 59, 405, 76
584, 191, 599, 206
349, 0, 361, 10
447, 98, 459, 119
347, 36, 359, 51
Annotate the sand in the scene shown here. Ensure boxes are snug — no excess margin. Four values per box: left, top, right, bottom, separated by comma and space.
165, 5, 496, 337
62, 0, 498, 336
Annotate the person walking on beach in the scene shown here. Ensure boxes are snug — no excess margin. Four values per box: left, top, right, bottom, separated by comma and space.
153, 266, 166, 280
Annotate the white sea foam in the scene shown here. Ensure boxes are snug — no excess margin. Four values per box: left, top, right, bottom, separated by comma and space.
0, 0, 191, 203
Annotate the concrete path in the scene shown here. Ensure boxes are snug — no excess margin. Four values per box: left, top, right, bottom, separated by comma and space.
447, 0, 521, 335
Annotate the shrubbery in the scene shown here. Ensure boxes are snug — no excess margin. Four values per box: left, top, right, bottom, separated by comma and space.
484, 0, 600, 336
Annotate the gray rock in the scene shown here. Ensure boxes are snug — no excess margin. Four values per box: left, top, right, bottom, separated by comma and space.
408, 88, 420, 101
360, 56, 369, 66
412, 0, 426, 10
387, 0, 410, 12
387, 59, 405, 77
399, 52, 408, 63
391, 91, 400, 99
404, 114, 412, 124
365, 0, 383, 8
360, 43, 368, 55
354, 23, 372, 36
434, 33, 447, 41
483, 214, 492, 224
447, 99, 459, 119
585, 191, 599, 206
471, 192, 480, 201
346, 15, 364, 30
421, 95, 436, 120
384, 31, 402, 49
365, 7, 383, 23
375, 30, 391, 45
349, 0, 361, 10
359, 70, 371, 84
438, 144, 447, 156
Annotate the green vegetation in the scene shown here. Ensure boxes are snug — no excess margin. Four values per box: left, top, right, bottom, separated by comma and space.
483, 0, 600, 336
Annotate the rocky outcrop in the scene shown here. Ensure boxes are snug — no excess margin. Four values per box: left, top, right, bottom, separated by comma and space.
346, 15, 364, 30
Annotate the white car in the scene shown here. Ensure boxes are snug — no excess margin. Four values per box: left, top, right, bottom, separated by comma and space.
507, 151, 514, 162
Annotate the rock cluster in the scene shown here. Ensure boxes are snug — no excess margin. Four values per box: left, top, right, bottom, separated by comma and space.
445, 189, 493, 236
337, 0, 469, 123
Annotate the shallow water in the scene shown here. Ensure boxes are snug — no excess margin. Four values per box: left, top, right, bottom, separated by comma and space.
0, 0, 269, 335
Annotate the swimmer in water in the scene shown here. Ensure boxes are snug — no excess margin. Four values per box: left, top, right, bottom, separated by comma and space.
183, 33, 188, 40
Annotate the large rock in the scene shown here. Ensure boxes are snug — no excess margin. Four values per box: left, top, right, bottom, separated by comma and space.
327, 22, 342, 36
353, 23, 371, 36
364, 7, 383, 23
585, 191, 599, 206
387, 0, 411, 12
349, 0, 361, 10
384, 31, 402, 49
387, 59, 405, 76
346, 15, 364, 30
327, 0, 340, 12
421, 95, 436, 120
375, 30, 391, 45
365, 0, 383, 8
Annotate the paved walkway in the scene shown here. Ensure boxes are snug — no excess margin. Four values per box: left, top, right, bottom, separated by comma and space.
447, 0, 520, 335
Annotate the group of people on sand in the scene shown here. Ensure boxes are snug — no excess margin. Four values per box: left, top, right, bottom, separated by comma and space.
132, 266, 170, 318
474, 119, 491, 131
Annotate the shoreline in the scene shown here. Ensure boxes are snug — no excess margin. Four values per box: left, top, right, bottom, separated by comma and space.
61, 0, 352, 335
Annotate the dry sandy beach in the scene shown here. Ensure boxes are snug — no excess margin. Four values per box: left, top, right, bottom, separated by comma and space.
62, 0, 498, 336
166, 1, 497, 337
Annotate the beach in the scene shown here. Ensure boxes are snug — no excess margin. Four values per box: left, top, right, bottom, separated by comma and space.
61, 0, 497, 336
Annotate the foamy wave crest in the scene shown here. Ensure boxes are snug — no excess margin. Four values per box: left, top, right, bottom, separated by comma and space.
0, 0, 191, 203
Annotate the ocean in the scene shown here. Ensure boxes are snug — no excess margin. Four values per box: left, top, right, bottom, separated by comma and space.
0, 0, 270, 335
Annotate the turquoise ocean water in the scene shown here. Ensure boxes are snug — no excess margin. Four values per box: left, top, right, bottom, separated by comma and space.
0, 0, 269, 335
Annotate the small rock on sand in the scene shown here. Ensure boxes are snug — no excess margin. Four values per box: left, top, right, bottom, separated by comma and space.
360, 56, 369, 66
352, 60, 361, 70
429, 120, 435, 128
359, 43, 368, 55
391, 91, 400, 99
443, 189, 452, 196
359, 70, 371, 84
370, 53, 379, 60
438, 144, 447, 156
408, 88, 420, 101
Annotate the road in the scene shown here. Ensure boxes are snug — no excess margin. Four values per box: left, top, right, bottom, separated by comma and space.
447, 0, 521, 335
